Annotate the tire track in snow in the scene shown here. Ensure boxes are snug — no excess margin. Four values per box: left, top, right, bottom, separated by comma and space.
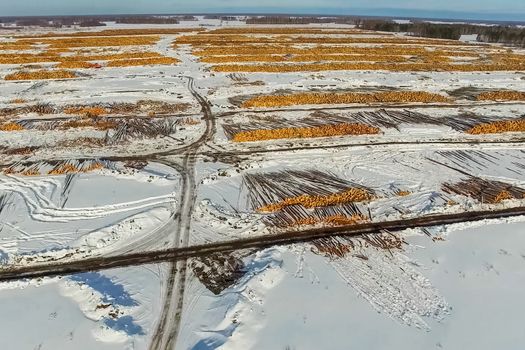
331, 246, 448, 329
149, 75, 216, 350
0, 176, 176, 222
2, 206, 525, 282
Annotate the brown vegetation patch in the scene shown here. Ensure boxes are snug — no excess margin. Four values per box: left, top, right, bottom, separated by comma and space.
194, 43, 524, 73
105, 118, 179, 144
201, 54, 409, 63
59, 119, 117, 130
0, 51, 171, 66
0, 103, 55, 117
107, 100, 191, 115
56, 137, 107, 148
63, 51, 162, 61
0, 41, 34, 50
0, 122, 24, 131
205, 27, 375, 35
232, 123, 379, 142
0, 54, 60, 65
476, 90, 525, 101
106, 56, 179, 67
194, 45, 476, 57
443, 176, 525, 204
5, 146, 39, 155
243, 170, 374, 228
27, 36, 161, 48
396, 190, 412, 196
47, 162, 103, 175
293, 214, 368, 227
466, 119, 525, 134
212, 61, 525, 73
3, 160, 105, 176
242, 91, 450, 108
20, 28, 204, 38
180, 117, 200, 125
312, 230, 404, 259
64, 106, 108, 117
4, 69, 77, 80
178, 34, 464, 46
57, 61, 101, 69
58, 100, 190, 117
191, 252, 248, 295
258, 188, 375, 213
312, 237, 354, 258
224, 110, 501, 138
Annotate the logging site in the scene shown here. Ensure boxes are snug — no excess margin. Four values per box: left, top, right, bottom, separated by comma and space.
0, 8, 524, 350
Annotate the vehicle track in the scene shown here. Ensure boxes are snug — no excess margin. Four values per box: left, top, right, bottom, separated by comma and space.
149, 76, 215, 350
208, 139, 525, 158
2, 72, 524, 349
216, 101, 525, 117
2, 205, 525, 282
3, 138, 524, 171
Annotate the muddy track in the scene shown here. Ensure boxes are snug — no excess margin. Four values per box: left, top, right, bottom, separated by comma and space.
208, 139, 525, 158
149, 76, 216, 350
2, 206, 525, 282
3, 138, 524, 171
148, 156, 189, 350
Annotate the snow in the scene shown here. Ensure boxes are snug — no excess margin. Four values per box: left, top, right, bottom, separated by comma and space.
460, 34, 479, 42
3, 220, 525, 349
0, 281, 123, 349
393, 19, 412, 24
0, 17, 524, 350
0, 163, 179, 261
0, 262, 165, 349
191, 221, 525, 350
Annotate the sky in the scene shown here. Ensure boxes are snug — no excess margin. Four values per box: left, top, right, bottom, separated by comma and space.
0, 0, 523, 21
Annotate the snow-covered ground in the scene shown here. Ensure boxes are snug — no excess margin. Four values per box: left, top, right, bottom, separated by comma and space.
0, 162, 180, 264
0, 263, 166, 349
0, 17, 524, 350
0, 162, 179, 348
193, 220, 525, 350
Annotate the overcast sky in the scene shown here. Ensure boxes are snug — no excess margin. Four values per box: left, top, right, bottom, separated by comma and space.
0, 0, 523, 20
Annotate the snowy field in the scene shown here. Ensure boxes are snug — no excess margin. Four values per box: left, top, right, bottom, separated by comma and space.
0, 17, 524, 350
207, 221, 525, 350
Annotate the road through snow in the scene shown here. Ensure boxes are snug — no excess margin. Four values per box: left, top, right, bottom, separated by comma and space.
149, 76, 216, 350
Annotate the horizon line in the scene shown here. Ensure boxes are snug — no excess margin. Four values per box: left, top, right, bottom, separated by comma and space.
0, 11, 524, 24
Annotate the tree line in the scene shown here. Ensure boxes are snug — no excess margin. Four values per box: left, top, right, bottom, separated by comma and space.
357, 19, 525, 47
244, 17, 525, 47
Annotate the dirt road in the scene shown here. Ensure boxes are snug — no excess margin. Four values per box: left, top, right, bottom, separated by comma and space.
149, 76, 216, 350
2, 206, 524, 282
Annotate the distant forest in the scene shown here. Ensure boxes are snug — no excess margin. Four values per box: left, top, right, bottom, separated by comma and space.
0, 15, 199, 27
246, 16, 342, 25
115, 17, 179, 24
203, 16, 239, 21
247, 16, 525, 47
357, 20, 525, 47
476, 27, 525, 47
2, 14, 524, 47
